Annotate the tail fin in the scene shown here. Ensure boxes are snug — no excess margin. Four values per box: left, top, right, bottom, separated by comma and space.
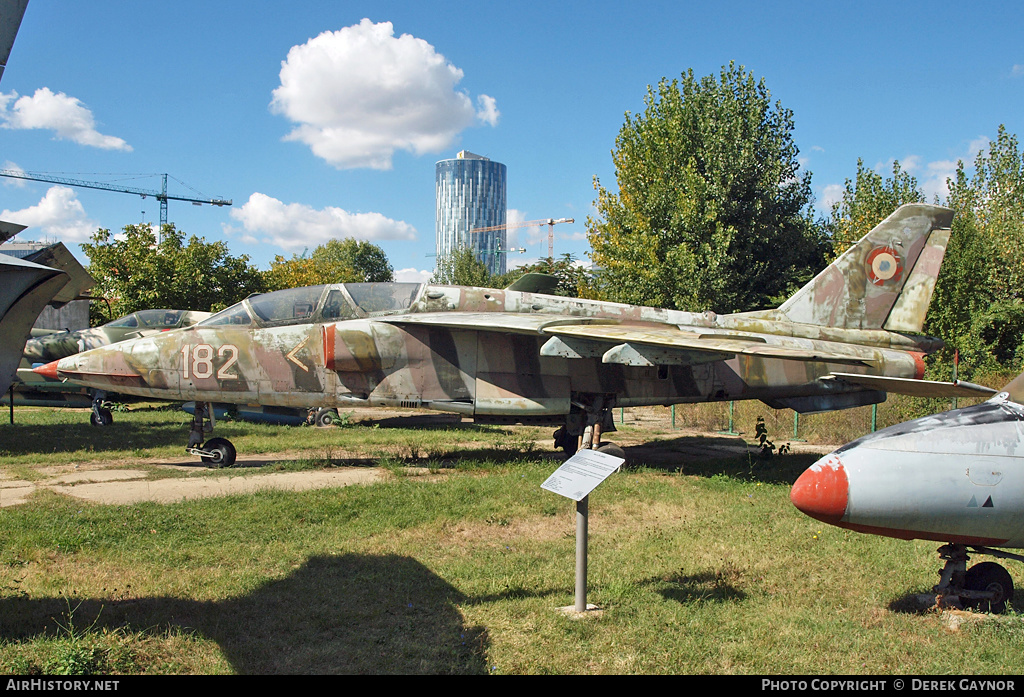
777, 203, 953, 331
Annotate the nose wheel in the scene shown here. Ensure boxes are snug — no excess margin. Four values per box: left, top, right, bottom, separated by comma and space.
89, 391, 113, 426
184, 402, 237, 468
934, 544, 1017, 614
963, 562, 1014, 614
197, 437, 236, 469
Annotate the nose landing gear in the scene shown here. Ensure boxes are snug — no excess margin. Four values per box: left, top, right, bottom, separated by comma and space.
184, 401, 237, 468
934, 544, 1017, 614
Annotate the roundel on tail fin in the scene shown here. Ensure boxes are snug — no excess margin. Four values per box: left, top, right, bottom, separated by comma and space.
866, 246, 903, 286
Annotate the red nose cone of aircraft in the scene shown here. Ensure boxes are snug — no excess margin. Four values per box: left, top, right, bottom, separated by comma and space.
33, 360, 61, 381
790, 456, 849, 525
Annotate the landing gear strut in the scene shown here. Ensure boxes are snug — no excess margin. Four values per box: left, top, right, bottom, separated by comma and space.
553, 394, 626, 462
934, 543, 1017, 614
185, 401, 236, 468
89, 390, 113, 427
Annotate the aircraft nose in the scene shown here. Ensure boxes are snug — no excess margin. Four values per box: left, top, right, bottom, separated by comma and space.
32, 360, 61, 380
790, 455, 849, 524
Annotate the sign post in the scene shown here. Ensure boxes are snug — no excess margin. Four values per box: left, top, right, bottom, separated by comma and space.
541, 448, 624, 613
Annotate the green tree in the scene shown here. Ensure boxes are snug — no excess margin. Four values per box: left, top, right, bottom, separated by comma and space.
81, 224, 264, 325
927, 126, 1024, 378
431, 246, 492, 287
587, 63, 827, 313
264, 239, 393, 291
826, 159, 925, 260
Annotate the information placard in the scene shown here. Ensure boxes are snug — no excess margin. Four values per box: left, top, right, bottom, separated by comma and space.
541, 448, 625, 501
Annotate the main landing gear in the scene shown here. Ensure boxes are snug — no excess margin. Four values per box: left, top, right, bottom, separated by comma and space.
934, 543, 1018, 614
185, 401, 236, 468
552, 394, 626, 462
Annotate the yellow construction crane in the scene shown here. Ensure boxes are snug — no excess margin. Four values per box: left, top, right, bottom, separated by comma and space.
471, 217, 574, 260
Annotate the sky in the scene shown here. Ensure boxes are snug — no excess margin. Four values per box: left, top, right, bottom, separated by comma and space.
1, 0, 1022, 284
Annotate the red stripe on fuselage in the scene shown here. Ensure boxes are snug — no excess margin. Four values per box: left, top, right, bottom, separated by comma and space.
833, 521, 1008, 546
322, 326, 336, 371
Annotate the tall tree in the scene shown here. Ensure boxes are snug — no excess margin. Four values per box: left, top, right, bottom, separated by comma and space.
826, 159, 924, 260
927, 126, 1024, 377
263, 238, 393, 291
81, 224, 264, 325
430, 246, 491, 287
587, 63, 827, 313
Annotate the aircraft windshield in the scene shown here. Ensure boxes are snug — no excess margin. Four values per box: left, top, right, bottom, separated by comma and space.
344, 283, 421, 314
200, 302, 253, 327
248, 285, 328, 324
105, 313, 140, 328
134, 309, 187, 328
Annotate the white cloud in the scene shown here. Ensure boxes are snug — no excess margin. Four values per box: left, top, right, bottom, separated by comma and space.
227, 192, 416, 252
0, 186, 98, 242
920, 159, 959, 202
1012, 64, 1024, 77
819, 183, 844, 211
476, 95, 500, 127
394, 267, 434, 283
899, 154, 922, 174
270, 18, 498, 169
967, 135, 991, 160
0, 88, 132, 151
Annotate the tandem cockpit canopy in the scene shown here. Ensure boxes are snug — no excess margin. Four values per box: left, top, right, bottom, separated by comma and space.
198, 283, 425, 328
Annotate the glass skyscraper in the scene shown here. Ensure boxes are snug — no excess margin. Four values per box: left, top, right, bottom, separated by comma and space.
435, 150, 507, 276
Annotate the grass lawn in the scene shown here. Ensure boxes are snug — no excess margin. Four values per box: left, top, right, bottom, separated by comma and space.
1, 405, 1022, 674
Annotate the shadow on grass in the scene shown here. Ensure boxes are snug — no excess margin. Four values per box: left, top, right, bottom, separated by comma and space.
624, 434, 822, 486
0, 421, 201, 457
0, 554, 489, 674
642, 569, 748, 605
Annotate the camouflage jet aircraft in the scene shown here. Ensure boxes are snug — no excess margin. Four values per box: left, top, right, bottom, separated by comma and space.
39, 204, 989, 467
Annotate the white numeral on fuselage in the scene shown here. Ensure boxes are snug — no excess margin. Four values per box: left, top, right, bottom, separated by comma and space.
181, 344, 239, 380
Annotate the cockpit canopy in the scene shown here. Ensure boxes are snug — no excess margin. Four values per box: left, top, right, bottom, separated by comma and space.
106, 309, 206, 329
199, 283, 423, 328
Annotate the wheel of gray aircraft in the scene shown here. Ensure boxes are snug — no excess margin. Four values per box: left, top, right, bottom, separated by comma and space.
963, 561, 1014, 614
90, 408, 113, 427
315, 408, 337, 427
200, 437, 237, 469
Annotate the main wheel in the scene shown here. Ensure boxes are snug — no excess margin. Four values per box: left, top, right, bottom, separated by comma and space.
964, 561, 1014, 613
315, 408, 337, 427
596, 442, 626, 462
90, 407, 113, 427
200, 437, 236, 468
553, 425, 578, 455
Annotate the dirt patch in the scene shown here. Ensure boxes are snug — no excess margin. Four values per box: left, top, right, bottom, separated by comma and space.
0, 460, 388, 508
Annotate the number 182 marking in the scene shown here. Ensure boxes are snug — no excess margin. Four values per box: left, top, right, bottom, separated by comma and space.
181, 343, 239, 380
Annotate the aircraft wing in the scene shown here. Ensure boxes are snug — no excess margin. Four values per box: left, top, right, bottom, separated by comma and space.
383, 312, 874, 367
827, 372, 998, 399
